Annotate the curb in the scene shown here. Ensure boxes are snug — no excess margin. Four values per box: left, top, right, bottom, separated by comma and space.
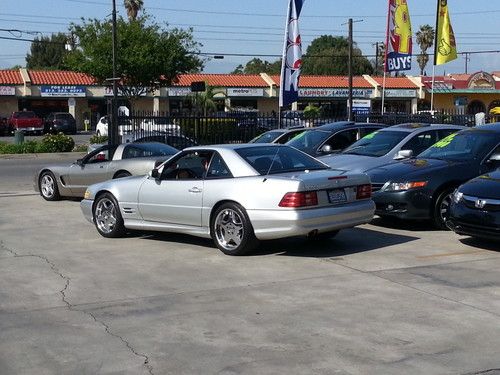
0, 152, 86, 160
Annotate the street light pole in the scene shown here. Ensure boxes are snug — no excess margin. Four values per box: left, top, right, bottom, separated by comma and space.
347, 18, 353, 121
109, 0, 119, 146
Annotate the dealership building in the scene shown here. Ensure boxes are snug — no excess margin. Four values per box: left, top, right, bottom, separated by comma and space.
1, 68, 498, 129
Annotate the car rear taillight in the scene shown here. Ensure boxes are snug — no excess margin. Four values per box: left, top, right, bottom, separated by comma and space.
279, 191, 318, 207
356, 184, 372, 199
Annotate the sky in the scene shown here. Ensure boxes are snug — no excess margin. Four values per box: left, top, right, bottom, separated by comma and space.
1, 0, 500, 77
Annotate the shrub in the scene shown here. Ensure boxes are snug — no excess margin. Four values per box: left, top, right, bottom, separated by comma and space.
0, 143, 23, 154
73, 144, 89, 152
38, 133, 75, 153
89, 134, 108, 144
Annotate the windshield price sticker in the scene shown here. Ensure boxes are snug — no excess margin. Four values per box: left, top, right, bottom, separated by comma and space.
328, 189, 347, 204
363, 131, 378, 140
433, 133, 457, 148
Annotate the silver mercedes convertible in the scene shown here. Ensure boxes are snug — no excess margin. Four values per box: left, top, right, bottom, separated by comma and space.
35, 142, 178, 200
81, 144, 375, 255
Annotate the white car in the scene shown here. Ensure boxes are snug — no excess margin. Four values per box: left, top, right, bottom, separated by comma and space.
139, 118, 180, 133
95, 116, 133, 137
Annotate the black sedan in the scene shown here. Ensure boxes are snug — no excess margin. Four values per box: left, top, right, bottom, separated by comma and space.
368, 123, 500, 228
447, 169, 500, 240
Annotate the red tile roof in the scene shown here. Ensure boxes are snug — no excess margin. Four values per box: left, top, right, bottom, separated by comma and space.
269, 75, 372, 88
371, 77, 419, 89
28, 70, 95, 85
0, 70, 23, 85
175, 74, 267, 87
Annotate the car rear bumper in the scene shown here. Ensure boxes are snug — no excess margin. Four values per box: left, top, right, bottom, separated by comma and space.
247, 199, 375, 240
81, 199, 94, 223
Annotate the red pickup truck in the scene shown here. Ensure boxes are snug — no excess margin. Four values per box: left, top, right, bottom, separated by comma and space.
8, 111, 44, 134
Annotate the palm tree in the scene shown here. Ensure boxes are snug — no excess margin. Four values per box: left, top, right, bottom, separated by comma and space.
189, 84, 224, 115
124, 0, 144, 21
416, 24, 435, 76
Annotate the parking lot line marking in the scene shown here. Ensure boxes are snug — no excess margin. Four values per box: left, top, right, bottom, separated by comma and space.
416, 250, 486, 259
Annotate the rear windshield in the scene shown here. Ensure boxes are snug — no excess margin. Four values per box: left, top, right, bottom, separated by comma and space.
236, 145, 328, 175
250, 131, 284, 143
342, 130, 408, 157
14, 112, 36, 118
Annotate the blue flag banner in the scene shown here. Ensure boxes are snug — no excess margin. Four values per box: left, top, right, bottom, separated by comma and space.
279, 0, 304, 107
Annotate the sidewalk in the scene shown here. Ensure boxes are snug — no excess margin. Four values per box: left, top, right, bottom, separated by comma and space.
0, 152, 86, 160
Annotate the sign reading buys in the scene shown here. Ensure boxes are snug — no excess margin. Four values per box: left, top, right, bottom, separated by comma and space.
41, 85, 86, 97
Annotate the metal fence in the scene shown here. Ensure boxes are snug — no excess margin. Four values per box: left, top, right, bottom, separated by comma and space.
118, 109, 498, 146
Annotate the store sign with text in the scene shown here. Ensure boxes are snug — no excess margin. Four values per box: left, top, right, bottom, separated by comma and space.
385, 89, 417, 98
40, 85, 86, 97
167, 87, 192, 97
227, 88, 263, 97
0, 86, 15, 96
299, 88, 373, 98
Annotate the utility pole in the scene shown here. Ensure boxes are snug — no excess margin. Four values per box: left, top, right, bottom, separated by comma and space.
348, 18, 353, 121
109, 0, 119, 146
463, 52, 471, 74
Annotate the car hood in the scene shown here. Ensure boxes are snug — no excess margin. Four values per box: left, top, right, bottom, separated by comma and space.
459, 170, 500, 199
319, 154, 384, 173
367, 158, 473, 183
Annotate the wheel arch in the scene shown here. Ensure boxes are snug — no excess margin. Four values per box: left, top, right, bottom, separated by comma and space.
429, 180, 462, 215
112, 170, 131, 179
92, 190, 115, 213
209, 199, 245, 228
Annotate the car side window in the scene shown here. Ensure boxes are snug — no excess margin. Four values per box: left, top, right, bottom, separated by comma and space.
85, 145, 117, 164
402, 130, 439, 155
161, 151, 213, 180
279, 130, 306, 144
206, 153, 233, 179
122, 145, 147, 159
324, 129, 358, 152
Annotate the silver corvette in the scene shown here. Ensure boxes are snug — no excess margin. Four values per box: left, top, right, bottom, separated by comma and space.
80, 144, 375, 255
35, 142, 177, 201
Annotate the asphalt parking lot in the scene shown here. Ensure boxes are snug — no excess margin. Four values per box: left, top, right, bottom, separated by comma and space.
1, 155, 499, 374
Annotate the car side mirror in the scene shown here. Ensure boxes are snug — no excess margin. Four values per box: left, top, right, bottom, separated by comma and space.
149, 168, 160, 179
394, 149, 413, 160
320, 144, 332, 154
76, 159, 84, 166
487, 153, 500, 164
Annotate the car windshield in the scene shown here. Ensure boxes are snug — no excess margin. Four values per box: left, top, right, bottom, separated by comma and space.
122, 143, 178, 159
236, 145, 328, 175
285, 129, 331, 154
250, 131, 284, 143
418, 130, 500, 161
342, 130, 408, 157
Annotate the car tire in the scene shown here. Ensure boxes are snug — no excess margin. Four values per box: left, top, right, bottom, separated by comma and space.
39, 171, 61, 201
433, 188, 455, 230
308, 230, 340, 241
93, 193, 125, 238
114, 171, 131, 179
211, 203, 259, 255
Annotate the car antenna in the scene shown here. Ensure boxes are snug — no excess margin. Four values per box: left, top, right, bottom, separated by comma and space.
263, 146, 281, 181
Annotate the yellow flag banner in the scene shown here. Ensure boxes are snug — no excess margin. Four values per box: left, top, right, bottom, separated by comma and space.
434, 0, 457, 65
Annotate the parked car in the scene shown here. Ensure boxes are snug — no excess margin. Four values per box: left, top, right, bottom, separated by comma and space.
80, 144, 375, 255
122, 129, 198, 149
95, 115, 133, 137
319, 123, 465, 173
249, 126, 306, 144
285, 121, 386, 157
447, 169, 500, 241
34, 142, 178, 201
8, 111, 43, 134
367, 123, 500, 229
281, 110, 307, 127
44, 112, 77, 134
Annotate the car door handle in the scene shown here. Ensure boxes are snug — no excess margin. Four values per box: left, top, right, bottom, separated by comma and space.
188, 187, 202, 193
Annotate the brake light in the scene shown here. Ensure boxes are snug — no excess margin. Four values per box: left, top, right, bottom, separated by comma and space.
356, 184, 372, 199
279, 191, 318, 207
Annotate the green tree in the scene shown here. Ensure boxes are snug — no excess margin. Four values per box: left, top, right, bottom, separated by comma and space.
416, 24, 435, 76
302, 35, 373, 75
124, 0, 144, 22
189, 84, 225, 115
65, 15, 203, 104
231, 58, 281, 75
26, 33, 69, 70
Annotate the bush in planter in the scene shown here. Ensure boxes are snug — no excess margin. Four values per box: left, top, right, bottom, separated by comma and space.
89, 134, 108, 144
37, 133, 75, 153
0, 143, 23, 154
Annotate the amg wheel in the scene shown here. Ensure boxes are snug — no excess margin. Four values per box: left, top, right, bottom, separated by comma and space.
93, 193, 125, 238
211, 203, 259, 255
39, 171, 61, 201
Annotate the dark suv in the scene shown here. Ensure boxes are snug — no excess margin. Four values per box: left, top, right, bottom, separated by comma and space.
44, 112, 77, 134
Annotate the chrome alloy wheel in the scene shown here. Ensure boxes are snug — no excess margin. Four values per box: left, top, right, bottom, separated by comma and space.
439, 192, 453, 223
214, 208, 244, 251
95, 197, 118, 235
40, 174, 55, 198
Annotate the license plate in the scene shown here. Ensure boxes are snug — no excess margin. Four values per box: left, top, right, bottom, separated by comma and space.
327, 188, 347, 204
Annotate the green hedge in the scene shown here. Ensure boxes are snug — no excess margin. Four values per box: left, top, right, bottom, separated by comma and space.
0, 133, 76, 154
